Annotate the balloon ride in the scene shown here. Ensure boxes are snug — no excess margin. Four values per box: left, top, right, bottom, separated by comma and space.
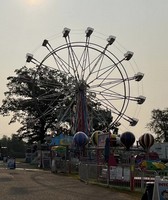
139, 133, 154, 152
91, 131, 103, 146
73, 131, 88, 147
120, 131, 135, 150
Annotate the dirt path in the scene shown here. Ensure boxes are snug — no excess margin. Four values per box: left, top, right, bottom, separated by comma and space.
0, 160, 142, 200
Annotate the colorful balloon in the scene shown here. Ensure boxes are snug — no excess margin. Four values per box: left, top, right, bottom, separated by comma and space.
110, 134, 118, 147
91, 130, 103, 146
139, 133, 154, 151
120, 131, 135, 150
73, 131, 88, 147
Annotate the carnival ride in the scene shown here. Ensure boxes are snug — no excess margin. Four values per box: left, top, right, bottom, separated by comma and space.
22, 28, 168, 187
20, 27, 150, 172
25, 27, 145, 141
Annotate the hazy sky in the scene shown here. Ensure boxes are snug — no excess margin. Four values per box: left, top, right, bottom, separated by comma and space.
0, 0, 168, 140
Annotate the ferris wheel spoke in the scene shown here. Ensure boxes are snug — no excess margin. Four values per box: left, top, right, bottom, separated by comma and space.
90, 92, 125, 112
88, 63, 116, 77
42, 40, 63, 73
89, 87, 126, 101
36, 102, 59, 115
51, 51, 76, 77
83, 35, 94, 70
96, 92, 126, 101
80, 43, 91, 80
35, 92, 63, 101
81, 51, 102, 80
54, 96, 76, 122
98, 62, 125, 86
71, 43, 91, 81
97, 97, 125, 112
43, 41, 72, 74
43, 41, 78, 78
85, 47, 108, 82
63, 36, 81, 81
34, 80, 62, 89
51, 52, 69, 74
99, 85, 126, 98
100, 91, 129, 114
92, 95, 125, 122
87, 60, 125, 87
91, 108, 110, 126
84, 37, 116, 82
89, 78, 125, 89
66, 38, 93, 81
100, 98, 128, 119
35, 91, 75, 120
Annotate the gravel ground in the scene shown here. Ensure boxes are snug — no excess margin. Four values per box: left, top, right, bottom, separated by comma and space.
0, 161, 142, 200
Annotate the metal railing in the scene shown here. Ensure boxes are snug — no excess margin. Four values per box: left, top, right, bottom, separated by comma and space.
78, 163, 167, 192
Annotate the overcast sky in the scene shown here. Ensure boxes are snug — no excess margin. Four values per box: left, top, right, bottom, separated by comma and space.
0, 0, 168, 140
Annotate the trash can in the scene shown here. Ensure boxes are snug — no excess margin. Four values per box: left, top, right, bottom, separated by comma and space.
141, 182, 154, 200
51, 159, 57, 173
7, 158, 16, 169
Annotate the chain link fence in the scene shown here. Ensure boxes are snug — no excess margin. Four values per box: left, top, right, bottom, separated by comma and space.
78, 162, 168, 192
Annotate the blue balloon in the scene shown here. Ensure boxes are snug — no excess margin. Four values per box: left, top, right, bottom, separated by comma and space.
120, 131, 135, 150
73, 131, 88, 147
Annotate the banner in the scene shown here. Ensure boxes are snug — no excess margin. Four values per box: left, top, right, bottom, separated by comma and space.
50, 134, 73, 146
98, 133, 109, 147
153, 176, 168, 200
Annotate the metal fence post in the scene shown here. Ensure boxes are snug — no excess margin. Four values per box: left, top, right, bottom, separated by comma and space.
141, 171, 145, 192
86, 164, 89, 184
130, 155, 135, 191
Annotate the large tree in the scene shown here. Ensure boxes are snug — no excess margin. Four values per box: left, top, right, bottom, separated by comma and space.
0, 66, 75, 143
0, 66, 113, 143
147, 108, 168, 142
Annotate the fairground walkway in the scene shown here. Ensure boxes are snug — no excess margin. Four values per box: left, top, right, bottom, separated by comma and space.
0, 160, 142, 200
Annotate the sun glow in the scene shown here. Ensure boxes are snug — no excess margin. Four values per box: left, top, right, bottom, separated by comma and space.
25, 0, 44, 6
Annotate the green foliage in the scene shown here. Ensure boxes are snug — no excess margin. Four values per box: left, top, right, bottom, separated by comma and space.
0, 134, 26, 158
0, 66, 75, 143
0, 65, 113, 144
147, 108, 168, 142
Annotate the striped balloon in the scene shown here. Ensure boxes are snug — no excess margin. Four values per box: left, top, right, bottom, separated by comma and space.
91, 130, 103, 146
139, 133, 154, 151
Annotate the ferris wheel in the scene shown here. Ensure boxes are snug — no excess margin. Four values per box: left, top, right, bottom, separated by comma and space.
25, 27, 145, 135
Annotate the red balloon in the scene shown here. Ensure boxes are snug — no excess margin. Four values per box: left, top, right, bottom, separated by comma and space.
139, 133, 154, 151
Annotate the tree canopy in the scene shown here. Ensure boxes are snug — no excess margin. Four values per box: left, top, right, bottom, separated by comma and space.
0, 66, 113, 143
0, 66, 75, 143
0, 134, 26, 158
147, 108, 168, 142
